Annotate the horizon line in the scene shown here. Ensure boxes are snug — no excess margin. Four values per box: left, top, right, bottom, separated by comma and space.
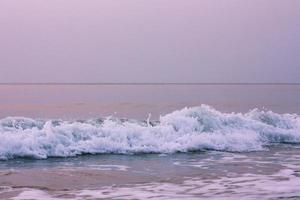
0, 82, 300, 86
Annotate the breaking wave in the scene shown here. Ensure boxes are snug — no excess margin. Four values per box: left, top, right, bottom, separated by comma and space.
0, 105, 300, 160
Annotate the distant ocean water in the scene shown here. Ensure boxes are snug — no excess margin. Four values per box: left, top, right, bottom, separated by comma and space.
0, 84, 300, 119
0, 84, 300, 199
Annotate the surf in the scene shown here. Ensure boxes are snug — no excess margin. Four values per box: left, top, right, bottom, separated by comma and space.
0, 105, 299, 160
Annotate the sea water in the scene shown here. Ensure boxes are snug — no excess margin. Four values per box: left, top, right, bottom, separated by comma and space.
0, 84, 299, 199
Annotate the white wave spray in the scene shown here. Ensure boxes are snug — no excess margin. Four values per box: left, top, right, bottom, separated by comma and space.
0, 105, 300, 160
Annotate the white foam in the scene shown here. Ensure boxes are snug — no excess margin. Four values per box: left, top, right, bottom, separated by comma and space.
0, 105, 300, 159
12, 168, 300, 200
82, 168, 300, 200
12, 190, 68, 200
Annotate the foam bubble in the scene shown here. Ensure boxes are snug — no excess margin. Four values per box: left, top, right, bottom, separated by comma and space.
0, 105, 300, 160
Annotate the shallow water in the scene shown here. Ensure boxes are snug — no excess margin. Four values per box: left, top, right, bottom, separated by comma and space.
0, 145, 300, 199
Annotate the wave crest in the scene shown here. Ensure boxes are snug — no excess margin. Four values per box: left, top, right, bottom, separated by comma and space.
0, 105, 300, 160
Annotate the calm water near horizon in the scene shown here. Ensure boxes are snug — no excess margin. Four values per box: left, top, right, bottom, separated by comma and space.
0, 84, 300, 199
0, 84, 299, 119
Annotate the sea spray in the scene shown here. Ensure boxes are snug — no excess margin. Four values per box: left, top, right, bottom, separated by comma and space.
0, 105, 300, 160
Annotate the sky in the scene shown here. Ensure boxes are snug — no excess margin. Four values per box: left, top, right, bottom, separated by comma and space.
0, 0, 299, 83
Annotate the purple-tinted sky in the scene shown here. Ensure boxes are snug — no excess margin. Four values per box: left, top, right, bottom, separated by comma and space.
0, 0, 299, 83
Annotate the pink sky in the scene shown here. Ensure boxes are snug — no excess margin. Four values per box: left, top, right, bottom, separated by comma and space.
0, 0, 299, 83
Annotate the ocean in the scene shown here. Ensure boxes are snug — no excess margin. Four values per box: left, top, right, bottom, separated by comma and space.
0, 84, 300, 199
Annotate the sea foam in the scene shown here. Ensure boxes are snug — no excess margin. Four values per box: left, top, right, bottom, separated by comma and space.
0, 105, 300, 160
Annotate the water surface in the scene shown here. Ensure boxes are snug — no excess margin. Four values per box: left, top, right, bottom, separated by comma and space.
0, 84, 299, 119
0, 84, 300, 199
